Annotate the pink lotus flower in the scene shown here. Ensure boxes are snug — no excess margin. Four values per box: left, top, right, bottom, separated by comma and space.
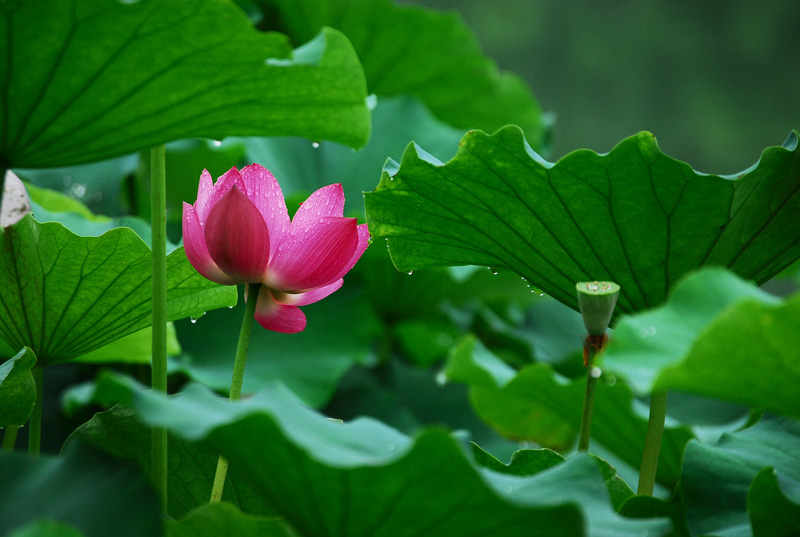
182, 164, 369, 333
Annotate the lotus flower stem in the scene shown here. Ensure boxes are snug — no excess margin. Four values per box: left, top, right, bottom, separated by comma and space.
1, 425, 18, 452
28, 363, 43, 455
210, 282, 262, 503
150, 144, 168, 511
637, 390, 668, 495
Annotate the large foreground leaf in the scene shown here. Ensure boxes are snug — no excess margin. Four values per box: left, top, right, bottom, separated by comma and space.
0, 443, 161, 537
168, 503, 293, 537
0, 215, 236, 365
444, 336, 693, 487
364, 128, 800, 314
679, 417, 800, 537
0, 0, 369, 168
604, 268, 800, 418
95, 373, 669, 537
260, 0, 547, 149
69, 405, 274, 520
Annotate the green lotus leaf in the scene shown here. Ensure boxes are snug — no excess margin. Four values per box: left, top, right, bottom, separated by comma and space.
70, 323, 181, 365
364, 128, 800, 314
9, 520, 87, 537
470, 443, 634, 511
258, 0, 547, 149
92, 372, 670, 537
68, 404, 273, 520
0, 346, 35, 426
443, 335, 693, 487
680, 417, 800, 537
0, 0, 369, 169
604, 268, 800, 418
470, 443, 566, 477
25, 185, 174, 252
0, 443, 161, 537
0, 215, 236, 366
748, 467, 800, 537
167, 503, 293, 537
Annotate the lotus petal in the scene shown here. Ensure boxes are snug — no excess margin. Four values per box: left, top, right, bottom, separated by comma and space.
267, 217, 359, 291
204, 187, 271, 283
254, 286, 307, 333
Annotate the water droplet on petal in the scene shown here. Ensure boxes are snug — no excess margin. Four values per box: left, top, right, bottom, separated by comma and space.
190, 318, 197, 324
311, 142, 320, 149
407, 271, 413, 275
590, 367, 602, 378
212, 140, 222, 147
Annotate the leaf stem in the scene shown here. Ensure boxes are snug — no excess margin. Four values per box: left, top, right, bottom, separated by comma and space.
28, 363, 43, 455
578, 342, 602, 452
637, 390, 668, 495
2, 425, 19, 452
210, 282, 261, 503
150, 144, 168, 512
0, 167, 7, 219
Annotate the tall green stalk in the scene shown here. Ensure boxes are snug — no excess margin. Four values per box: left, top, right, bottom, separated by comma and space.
150, 145, 168, 511
638, 390, 668, 495
578, 348, 602, 452
210, 283, 261, 503
1, 425, 18, 452
1, 168, 18, 454
28, 363, 43, 455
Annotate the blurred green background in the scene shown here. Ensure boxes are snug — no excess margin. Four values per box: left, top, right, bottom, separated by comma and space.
409, 0, 799, 173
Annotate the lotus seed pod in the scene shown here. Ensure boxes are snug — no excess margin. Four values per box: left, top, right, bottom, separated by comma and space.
576, 281, 620, 336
